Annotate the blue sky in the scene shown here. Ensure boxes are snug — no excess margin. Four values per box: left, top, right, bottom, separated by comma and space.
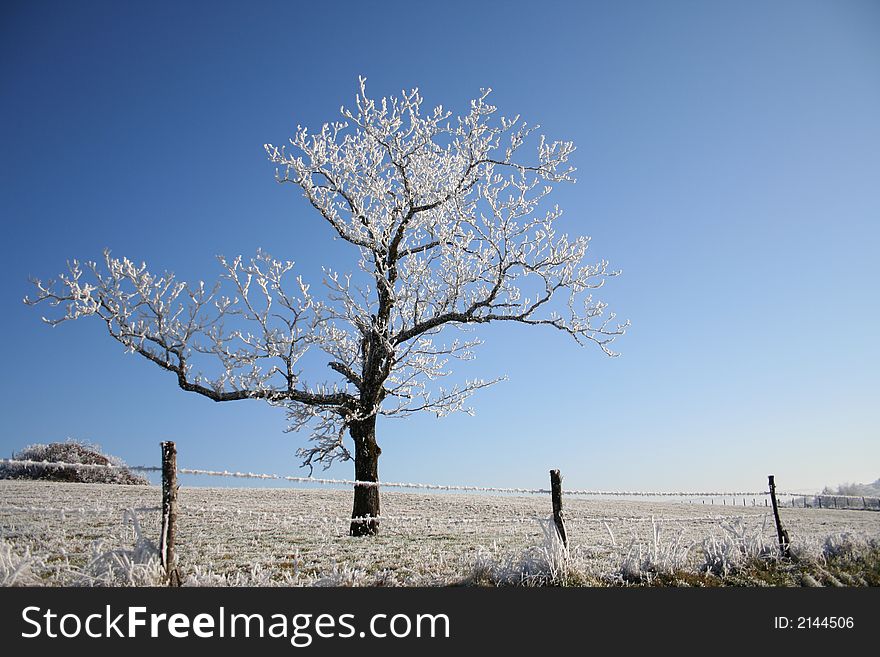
2, 0, 878, 494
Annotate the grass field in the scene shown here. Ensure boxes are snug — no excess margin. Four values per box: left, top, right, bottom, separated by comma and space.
2, 480, 878, 586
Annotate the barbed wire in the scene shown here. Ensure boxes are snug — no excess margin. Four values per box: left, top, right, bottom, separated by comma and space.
0, 504, 161, 515
194, 511, 547, 525
568, 513, 765, 523
3, 458, 877, 503
176, 467, 555, 493
0, 458, 162, 473
0, 501, 774, 527
567, 488, 773, 497
172, 509, 769, 525
175, 466, 779, 498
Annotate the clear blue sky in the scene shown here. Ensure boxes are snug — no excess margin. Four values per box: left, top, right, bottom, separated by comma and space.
2, 0, 878, 494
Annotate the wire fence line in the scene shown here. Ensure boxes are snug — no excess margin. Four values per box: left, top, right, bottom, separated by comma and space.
4, 458, 878, 504
176, 465, 777, 498
0, 458, 162, 473
182, 467, 554, 494
0, 456, 786, 531
5, 450, 876, 588
2, 455, 778, 552
0, 453, 847, 589
0, 504, 161, 516
188, 511, 548, 525
0, 503, 769, 527
163, 507, 767, 525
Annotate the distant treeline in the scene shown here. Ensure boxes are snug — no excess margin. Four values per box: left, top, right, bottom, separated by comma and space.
822, 479, 880, 497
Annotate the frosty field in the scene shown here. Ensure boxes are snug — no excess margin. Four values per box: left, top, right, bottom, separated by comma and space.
2, 480, 878, 586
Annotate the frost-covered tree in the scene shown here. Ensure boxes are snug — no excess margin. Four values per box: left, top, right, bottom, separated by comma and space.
27, 79, 627, 535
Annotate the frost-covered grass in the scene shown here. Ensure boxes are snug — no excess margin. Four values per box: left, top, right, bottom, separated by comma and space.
1, 480, 878, 586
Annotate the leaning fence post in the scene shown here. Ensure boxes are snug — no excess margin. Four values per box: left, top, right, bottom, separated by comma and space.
549, 469, 568, 549
160, 441, 181, 587
768, 475, 790, 558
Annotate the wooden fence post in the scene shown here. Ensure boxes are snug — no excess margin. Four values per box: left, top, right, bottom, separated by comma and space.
160, 441, 181, 587
549, 469, 568, 549
768, 475, 790, 558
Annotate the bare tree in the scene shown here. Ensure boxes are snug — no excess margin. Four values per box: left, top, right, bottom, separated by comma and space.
27, 79, 627, 535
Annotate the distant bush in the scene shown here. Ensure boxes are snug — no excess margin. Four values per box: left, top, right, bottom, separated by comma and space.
0, 440, 148, 485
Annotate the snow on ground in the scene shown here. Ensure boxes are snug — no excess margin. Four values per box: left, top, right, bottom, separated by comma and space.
1, 480, 878, 586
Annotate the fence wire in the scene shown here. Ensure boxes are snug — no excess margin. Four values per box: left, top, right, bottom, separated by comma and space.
174, 465, 777, 498
0, 503, 772, 528
3, 457, 877, 505
0, 458, 162, 473
0, 504, 161, 516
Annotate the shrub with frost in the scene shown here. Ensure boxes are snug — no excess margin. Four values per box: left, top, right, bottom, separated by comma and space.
1, 440, 148, 485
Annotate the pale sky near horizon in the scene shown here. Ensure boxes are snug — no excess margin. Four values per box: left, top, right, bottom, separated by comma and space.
2, 0, 878, 494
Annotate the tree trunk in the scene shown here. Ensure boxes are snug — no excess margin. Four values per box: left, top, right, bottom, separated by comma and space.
349, 416, 381, 536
